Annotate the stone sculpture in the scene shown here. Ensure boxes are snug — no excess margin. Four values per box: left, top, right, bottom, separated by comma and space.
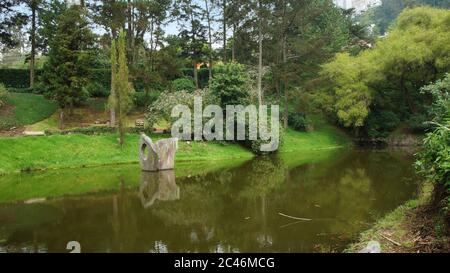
139, 133, 178, 171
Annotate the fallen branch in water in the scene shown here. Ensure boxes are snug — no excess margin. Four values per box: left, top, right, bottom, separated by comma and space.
380, 234, 402, 246
278, 212, 312, 221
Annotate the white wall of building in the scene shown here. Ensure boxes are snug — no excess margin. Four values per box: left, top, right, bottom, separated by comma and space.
333, 0, 381, 13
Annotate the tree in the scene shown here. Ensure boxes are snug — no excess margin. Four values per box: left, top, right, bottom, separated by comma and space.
25, 0, 43, 88
36, 0, 67, 54
111, 29, 134, 146
202, 0, 215, 81
41, 4, 94, 129
319, 7, 450, 137
0, 0, 27, 48
210, 62, 250, 107
360, 0, 450, 35
256, 0, 265, 106
221, 0, 227, 62
269, 0, 349, 127
320, 52, 374, 129
174, 0, 208, 88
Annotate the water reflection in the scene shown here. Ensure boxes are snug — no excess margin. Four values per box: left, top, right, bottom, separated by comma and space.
139, 171, 180, 209
0, 149, 420, 253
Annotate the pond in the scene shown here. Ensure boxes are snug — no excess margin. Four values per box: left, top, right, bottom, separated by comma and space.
0, 148, 420, 253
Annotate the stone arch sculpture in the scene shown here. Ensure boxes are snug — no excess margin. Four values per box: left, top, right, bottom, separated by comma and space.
139, 133, 178, 171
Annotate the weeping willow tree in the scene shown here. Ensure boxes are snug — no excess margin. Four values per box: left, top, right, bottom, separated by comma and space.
109, 29, 134, 147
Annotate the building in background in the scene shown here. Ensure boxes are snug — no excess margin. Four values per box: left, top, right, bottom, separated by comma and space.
333, 0, 381, 13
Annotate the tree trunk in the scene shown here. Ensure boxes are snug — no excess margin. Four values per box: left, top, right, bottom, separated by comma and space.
193, 61, 199, 89
282, 35, 288, 128
257, 0, 263, 106
127, 0, 133, 65
29, 1, 36, 88
232, 24, 236, 62
110, 28, 117, 127
118, 106, 124, 147
204, 0, 213, 82
149, 17, 154, 72
59, 109, 64, 130
222, 0, 227, 62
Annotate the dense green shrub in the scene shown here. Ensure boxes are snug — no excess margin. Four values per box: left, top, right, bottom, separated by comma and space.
0, 68, 112, 94
210, 63, 251, 107
288, 112, 310, 132
146, 88, 216, 131
407, 114, 430, 133
0, 83, 7, 108
171, 77, 196, 92
85, 81, 109, 97
89, 69, 111, 94
416, 74, 450, 225
134, 91, 160, 108
45, 126, 150, 136
180, 68, 209, 88
366, 110, 401, 138
416, 119, 450, 189
0, 69, 42, 88
243, 123, 284, 155
421, 73, 450, 124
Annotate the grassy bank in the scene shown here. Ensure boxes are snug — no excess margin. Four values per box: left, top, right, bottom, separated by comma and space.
0, 133, 254, 175
0, 93, 57, 130
344, 183, 450, 253
0, 120, 349, 175
282, 116, 350, 153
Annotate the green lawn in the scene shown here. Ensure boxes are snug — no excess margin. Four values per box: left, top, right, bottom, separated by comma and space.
281, 115, 350, 153
0, 133, 254, 175
0, 93, 57, 130
0, 120, 349, 175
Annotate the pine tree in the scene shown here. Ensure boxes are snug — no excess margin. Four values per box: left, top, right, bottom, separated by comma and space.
41, 5, 94, 129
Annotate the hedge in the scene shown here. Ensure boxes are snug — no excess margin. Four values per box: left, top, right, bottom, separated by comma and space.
45, 126, 150, 136
0, 67, 211, 94
0, 69, 42, 88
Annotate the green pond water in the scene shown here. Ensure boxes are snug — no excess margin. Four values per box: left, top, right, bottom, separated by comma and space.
0, 148, 420, 253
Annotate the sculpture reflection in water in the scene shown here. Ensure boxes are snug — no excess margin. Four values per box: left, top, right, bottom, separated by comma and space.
139, 170, 180, 209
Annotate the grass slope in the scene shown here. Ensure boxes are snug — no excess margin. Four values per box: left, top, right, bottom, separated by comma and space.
0, 133, 254, 174
0, 115, 350, 174
0, 93, 57, 130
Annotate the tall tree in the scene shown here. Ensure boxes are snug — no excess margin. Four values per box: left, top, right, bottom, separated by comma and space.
222, 0, 227, 62
269, 0, 348, 127
25, 0, 42, 88
256, 0, 264, 106
174, 0, 208, 88
203, 0, 214, 81
36, 0, 67, 54
111, 29, 134, 146
41, 4, 94, 129
90, 0, 128, 126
